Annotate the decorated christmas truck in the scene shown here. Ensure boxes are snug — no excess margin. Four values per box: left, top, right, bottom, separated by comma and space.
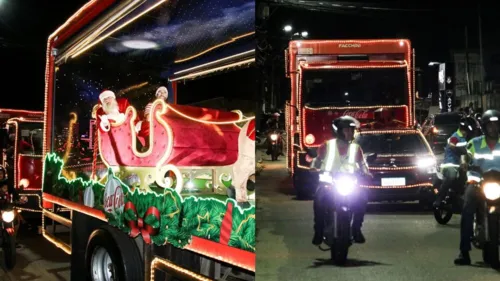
41, 0, 255, 280
0, 108, 45, 214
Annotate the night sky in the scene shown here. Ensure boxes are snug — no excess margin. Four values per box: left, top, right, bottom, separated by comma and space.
263, 1, 500, 68
0, 0, 88, 110
1, 1, 499, 112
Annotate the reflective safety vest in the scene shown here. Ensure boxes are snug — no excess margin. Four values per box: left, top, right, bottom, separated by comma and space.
320, 139, 360, 173
442, 129, 467, 167
467, 136, 500, 182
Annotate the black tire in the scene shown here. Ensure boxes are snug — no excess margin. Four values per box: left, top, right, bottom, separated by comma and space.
331, 211, 350, 265
3, 232, 16, 270
86, 226, 144, 281
433, 205, 453, 225
271, 147, 279, 161
487, 214, 500, 269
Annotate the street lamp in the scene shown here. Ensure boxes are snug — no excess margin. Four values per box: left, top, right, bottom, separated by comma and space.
301, 31, 308, 37
283, 25, 292, 32
428, 61, 442, 66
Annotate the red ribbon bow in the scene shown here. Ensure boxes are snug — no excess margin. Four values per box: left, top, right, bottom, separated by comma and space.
124, 202, 160, 244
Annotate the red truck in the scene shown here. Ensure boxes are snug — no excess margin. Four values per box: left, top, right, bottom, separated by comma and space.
0, 108, 45, 214
41, 0, 255, 280
286, 39, 436, 203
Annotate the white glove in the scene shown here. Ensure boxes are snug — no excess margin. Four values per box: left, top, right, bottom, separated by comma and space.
135, 121, 143, 133
100, 115, 110, 132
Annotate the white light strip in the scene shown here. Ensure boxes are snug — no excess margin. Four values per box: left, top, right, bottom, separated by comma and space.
71, 0, 169, 59
174, 50, 254, 75
170, 58, 254, 82
58, 0, 143, 63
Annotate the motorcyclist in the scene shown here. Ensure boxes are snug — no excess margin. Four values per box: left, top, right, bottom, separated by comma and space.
455, 109, 500, 265
266, 113, 282, 156
433, 117, 474, 207
266, 112, 280, 131
310, 116, 371, 245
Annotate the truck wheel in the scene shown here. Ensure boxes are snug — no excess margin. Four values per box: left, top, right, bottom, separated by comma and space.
86, 227, 143, 281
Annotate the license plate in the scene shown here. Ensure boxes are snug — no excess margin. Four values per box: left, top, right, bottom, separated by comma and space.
381, 177, 406, 186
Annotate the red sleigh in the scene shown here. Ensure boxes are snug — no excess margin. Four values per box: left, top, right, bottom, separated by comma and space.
97, 99, 245, 193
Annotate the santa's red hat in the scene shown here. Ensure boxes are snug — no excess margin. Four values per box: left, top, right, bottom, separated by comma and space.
99, 90, 115, 104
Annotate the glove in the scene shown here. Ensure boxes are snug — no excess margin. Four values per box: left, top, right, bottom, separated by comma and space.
100, 115, 111, 132
135, 121, 143, 133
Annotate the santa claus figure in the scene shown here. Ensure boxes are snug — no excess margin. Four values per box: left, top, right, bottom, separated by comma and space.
96, 90, 130, 132
156, 86, 168, 101
231, 119, 255, 203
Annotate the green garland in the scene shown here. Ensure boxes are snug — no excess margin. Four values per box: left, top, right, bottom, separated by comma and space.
43, 153, 255, 252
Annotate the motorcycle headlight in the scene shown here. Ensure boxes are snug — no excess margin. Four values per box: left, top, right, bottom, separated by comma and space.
319, 172, 333, 184
270, 134, 278, 141
2, 210, 15, 223
334, 176, 357, 196
483, 182, 500, 200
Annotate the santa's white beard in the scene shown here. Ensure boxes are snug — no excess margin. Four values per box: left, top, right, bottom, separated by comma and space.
103, 102, 119, 115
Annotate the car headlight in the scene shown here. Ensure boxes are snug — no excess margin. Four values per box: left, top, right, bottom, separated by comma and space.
417, 157, 436, 168
334, 176, 357, 196
270, 134, 278, 141
2, 210, 15, 223
483, 182, 500, 200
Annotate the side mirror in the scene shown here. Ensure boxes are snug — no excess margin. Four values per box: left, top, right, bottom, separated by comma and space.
365, 152, 377, 164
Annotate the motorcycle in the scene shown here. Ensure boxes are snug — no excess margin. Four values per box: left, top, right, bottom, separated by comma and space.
433, 142, 468, 225
471, 167, 500, 269
1, 199, 18, 270
267, 131, 283, 161
315, 154, 375, 265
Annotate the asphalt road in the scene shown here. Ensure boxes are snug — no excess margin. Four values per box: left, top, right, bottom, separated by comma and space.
255, 150, 500, 281
0, 223, 70, 281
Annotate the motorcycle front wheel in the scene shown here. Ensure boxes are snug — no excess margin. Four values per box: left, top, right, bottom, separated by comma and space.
331, 211, 351, 265
3, 231, 16, 270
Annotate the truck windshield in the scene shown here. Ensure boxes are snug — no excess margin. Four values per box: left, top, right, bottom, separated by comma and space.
355, 133, 429, 154
302, 68, 407, 106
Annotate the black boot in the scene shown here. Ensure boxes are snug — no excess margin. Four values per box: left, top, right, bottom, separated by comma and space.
352, 228, 366, 244
312, 231, 323, 246
454, 251, 471, 265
